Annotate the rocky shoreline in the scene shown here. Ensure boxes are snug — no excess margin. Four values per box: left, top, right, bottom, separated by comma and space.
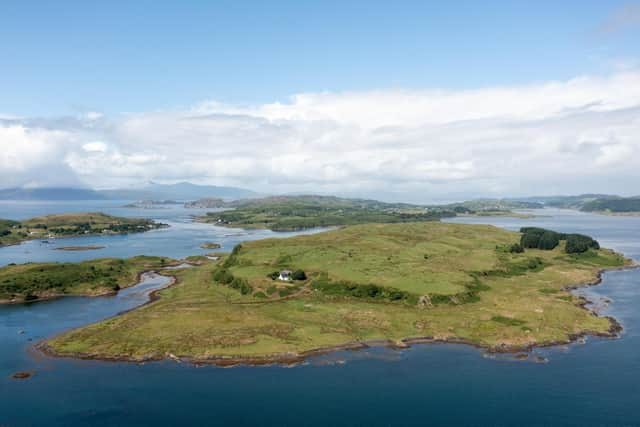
35, 260, 639, 367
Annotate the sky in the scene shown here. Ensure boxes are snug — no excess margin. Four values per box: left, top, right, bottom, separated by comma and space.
1, 0, 640, 202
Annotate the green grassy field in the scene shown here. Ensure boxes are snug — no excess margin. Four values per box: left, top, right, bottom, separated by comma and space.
0, 212, 166, 247
229, 223, 516, 297
0, 256, 171, 303
45, 222, 632, 362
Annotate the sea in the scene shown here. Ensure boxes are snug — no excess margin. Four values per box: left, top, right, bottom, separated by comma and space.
1, 201, 639, 426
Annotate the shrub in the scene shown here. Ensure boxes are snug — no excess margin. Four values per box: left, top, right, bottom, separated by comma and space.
291, 270, 307, 281
229, 276, 253, 295
528, 258, 542, 270
311, 276, 412, 303
491, 315, 526, 326
212, 268, 234, 284
509, 243, 524, 253
267, 271, 280, 280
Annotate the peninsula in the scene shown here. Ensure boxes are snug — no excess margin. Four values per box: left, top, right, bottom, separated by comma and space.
0, 212, 167, 247
42, 222, 632, 365
196, 195, 456, 230
0, 256, 172, 303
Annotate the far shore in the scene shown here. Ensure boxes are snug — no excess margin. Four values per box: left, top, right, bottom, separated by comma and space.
54, 245, 106, 251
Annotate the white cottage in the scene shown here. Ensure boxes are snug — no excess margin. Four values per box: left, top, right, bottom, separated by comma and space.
278, 270, 292, 281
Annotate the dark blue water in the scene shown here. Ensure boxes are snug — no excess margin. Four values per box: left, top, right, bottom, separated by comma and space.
1, 206, 639, 426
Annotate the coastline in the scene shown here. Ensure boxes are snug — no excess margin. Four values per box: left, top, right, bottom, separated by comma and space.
0, 222, 169, 249
0, 263, 183, 305
36, 263, 640, 367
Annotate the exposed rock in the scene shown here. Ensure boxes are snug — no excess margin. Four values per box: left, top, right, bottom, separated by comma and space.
12, 372, 31, 379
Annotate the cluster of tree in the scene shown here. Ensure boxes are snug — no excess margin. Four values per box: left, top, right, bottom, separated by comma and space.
311, 273, 414, 303
520, 227, 563, 250
212, 267, 253, 295
0, 259, 130, 299
519, 227, 599, 254
565, 234, 600, 254
212, 245, 254, 295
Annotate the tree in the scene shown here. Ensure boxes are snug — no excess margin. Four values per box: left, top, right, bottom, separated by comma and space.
565, 234, 599, 253
538, 231, 560, 250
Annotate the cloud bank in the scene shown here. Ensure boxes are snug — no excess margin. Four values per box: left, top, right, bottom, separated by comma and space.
1, 71, 640, 202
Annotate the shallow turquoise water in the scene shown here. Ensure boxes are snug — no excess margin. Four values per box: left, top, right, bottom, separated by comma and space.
1, 204, 639, 426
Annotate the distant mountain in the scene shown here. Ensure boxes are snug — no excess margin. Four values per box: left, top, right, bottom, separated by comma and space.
0, 182, 260, 201
0, 187, 106, 200
99, 182, 259, 201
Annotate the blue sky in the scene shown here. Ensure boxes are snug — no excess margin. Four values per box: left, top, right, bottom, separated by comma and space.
2, 0, 639, 116
1, 1, 640, 200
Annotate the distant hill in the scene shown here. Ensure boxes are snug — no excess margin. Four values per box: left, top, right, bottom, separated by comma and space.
509, 194, 619, 209
0, 182, 259, 201
508, 194, 640, 213
432, 198, 544, 213
99, 182, 259, 201
196, 195, 455, 231
580, 197, 640, 213
0, 187, 106, 200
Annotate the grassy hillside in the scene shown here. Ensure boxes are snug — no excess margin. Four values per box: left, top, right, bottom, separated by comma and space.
198, 195, 454, 230
0, 212, 166, 247
0, 256, 171, 303
227, 223, 514, 297
47, 222, 631, 362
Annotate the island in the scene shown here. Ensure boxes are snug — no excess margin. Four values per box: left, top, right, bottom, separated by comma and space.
200, 242, 221, 249
432, 199, 543, 217
184, 198, 227, 209
0, 212, 167, 247
196, 195, 456, 230
0, 256, 172, 303
124, 200, 182, 208
54, 245, 106, 251
40, 222, 633, 365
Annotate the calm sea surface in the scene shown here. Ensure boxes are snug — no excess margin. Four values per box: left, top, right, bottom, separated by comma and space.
1, 203, 639, 426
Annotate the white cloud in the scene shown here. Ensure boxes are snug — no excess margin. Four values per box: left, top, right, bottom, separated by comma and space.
82, 141, 108, 152
1, 71, 640, 201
